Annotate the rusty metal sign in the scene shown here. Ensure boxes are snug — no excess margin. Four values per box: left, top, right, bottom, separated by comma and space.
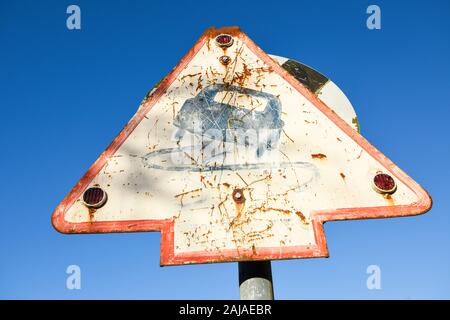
52, 27, 432, 266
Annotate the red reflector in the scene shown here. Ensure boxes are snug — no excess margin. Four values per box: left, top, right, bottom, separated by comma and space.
373, 173, 397, 193
215, 34, 233, 47
82, 187, 107, 208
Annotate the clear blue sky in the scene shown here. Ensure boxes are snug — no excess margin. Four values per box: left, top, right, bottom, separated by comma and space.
1, 0, 449, 299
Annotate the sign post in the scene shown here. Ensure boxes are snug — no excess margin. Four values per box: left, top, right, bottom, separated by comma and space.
239, 261, 274, 300
52, 26, 432, 298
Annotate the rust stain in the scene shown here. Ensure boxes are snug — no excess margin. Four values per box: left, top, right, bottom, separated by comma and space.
196, 74, 203, 92
384, 194, 395, 206
223, 182, 231, 188
295, 211, 309, 224
218, 194, 229, 215
183, 152, 198, 165
253, 66, 273, 74
278, 169, 287, 179
356, 149, 363, 159
200, 175, 207, 188
200, 175, 214, 188
257, 206, 291, 215
175, 188, 202, 198
244, 223, 274, 241
230, 200, 245, 228
280, 186, 299, 197
88, 207, 96, 222
204, 26, 241, 38
247, 173, 271, 187
180, 72, 201, 81
209, 65, 220, 78
311, 153, 327, 159
234, 63, 252, 87
340, 172, 346, 180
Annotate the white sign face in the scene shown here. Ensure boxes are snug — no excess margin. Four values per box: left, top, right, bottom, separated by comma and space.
52, 27, 431, 266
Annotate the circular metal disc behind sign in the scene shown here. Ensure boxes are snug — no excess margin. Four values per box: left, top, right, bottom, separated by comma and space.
270, 55, 360, 132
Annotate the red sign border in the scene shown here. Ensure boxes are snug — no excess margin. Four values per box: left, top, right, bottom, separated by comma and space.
52, 27, 432, 266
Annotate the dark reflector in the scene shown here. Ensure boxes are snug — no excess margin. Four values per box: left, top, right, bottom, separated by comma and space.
215, 34, 233, 47
373, 173, 396, 193
83, 187, 106, 207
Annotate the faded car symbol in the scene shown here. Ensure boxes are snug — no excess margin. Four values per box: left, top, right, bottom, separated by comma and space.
173, 84, 284, 157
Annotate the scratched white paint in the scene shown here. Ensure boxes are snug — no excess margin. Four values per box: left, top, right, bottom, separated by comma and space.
64, 36, 418, 256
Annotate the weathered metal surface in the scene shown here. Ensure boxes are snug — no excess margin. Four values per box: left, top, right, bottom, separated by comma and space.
52, 27, 432, 266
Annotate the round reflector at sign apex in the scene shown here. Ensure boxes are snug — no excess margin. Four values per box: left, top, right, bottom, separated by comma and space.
215, 34, 234, 47
372, 173, 397, 194
82, 187, 107, 208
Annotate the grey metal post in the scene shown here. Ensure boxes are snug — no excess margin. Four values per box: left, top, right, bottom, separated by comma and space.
238, 261, 274, 300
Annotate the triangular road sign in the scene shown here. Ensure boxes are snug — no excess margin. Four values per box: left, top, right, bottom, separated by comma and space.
52, 27, 432, 266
